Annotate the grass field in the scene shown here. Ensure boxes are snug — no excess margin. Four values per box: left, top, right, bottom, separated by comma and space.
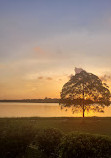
0, 117, 111, 158
0, 117, 111, 136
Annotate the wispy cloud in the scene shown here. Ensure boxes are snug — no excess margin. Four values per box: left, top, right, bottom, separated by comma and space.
75, 67, 84, 74
46, 77, 53, 80
38, 76, 43, 80
100, 74, 111, 82
58, 78, 62, 81
34, 47, 45, 54
25, 73, 53, 81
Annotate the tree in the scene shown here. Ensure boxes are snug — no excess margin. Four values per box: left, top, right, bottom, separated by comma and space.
60, 69, 111, 117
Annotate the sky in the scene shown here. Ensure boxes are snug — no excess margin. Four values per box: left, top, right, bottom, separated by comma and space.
0, 0, 111, 99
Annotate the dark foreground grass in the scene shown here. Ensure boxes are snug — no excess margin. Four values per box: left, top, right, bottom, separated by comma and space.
0, 117, 111, 158
1, 117, 111, 135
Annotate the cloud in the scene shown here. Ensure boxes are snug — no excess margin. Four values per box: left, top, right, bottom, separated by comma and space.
38, 76, 43, 80
38, 76, 53, 80
58, 78, 62, 81
34, 47, 45, 54
75, 67, 85, 74
46, 77, 53, 80
100, 74, 111, 82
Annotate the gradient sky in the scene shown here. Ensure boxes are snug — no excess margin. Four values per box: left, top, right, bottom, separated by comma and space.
0, 0, 111, 99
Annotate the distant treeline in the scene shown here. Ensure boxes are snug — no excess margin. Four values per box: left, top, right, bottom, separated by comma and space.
0, 98, 60, 103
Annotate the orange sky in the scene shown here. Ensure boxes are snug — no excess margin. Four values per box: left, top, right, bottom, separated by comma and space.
1, 1, 111, 99
0, 67, 111, 99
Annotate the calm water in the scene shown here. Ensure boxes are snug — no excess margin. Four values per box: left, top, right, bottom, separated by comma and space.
0, 102, 111, 117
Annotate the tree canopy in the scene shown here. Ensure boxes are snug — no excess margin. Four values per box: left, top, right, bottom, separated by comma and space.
60, 70, 111, 117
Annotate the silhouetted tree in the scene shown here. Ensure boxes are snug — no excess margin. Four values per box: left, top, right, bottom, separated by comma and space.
60, 70, 111, 117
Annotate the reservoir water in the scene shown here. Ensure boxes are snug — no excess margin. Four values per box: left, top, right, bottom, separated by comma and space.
0, 102, 111, 117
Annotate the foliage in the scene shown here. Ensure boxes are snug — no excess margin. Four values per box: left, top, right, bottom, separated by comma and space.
60, 70, 111, 116
26, 130, 111, 158
32, 128, 63, 158
0, 123, 36, 158
1, 118, 111, 158
59, 133, 111, 158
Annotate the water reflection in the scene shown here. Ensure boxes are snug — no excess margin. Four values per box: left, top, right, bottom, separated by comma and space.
0, 102, 111, 117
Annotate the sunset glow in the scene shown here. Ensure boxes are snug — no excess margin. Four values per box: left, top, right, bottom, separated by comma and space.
0, 0, 111, 99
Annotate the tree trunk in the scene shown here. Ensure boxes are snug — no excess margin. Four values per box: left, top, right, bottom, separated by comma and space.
83, 105, 84, 117
83, 82, 85, 118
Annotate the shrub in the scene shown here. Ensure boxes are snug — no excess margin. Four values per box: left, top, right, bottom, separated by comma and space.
59, 133, 111, 158
32, 128, 63, 158
0, 125, 36, 158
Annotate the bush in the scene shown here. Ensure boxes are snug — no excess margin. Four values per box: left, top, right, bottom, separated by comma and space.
32, 128, 63, 158
59, 133, 111, 158
0, 125, 36, 158
1, 125, 111, 158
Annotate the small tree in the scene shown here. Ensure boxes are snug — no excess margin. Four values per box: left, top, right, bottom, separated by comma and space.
60, 70, 111, 117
